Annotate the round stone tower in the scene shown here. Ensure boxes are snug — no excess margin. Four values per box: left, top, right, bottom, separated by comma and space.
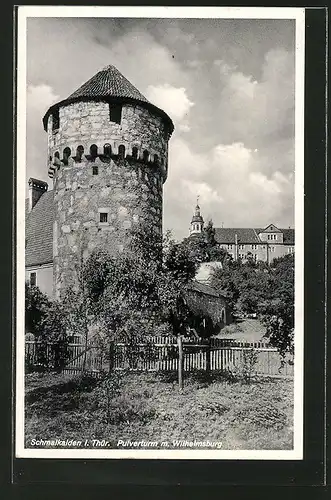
43, 65, 174, 298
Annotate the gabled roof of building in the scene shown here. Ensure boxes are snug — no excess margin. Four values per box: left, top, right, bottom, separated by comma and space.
25, 191, 54, 267
259, 223, 282, 233
215, 228, 261, 244
42, 64, 174, 134
215, 227, 295, 244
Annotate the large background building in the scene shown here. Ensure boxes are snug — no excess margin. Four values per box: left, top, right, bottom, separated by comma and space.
188, 204, 294, 263
215, 224, 295, 263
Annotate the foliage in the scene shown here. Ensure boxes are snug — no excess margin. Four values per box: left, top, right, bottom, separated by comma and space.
259, 254, 295, 358
211, 254, 295, 357
25, 282, 51, 337
25, 371, 293, 450
181, 219, 228, 265
82, 225, 207, 344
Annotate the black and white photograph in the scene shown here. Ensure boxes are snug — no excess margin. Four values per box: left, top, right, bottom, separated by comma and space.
16, 6, 305, 460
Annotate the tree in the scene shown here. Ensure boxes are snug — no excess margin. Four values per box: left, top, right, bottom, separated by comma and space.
181, 219, 228, 265
25, 282, 50, 337
259, 254, 294, 358
211, 253, 295, 357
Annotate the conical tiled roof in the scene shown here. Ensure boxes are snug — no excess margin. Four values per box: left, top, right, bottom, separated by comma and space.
43, 65, 174, 133
67, 65, 150, 103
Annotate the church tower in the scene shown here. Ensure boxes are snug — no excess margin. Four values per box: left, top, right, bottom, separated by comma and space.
190, 198, 204, 236
43, 65, 174, 298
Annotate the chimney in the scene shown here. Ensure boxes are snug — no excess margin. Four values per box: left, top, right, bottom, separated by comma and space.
28, 178, 48, 212
234, 233, 238, 261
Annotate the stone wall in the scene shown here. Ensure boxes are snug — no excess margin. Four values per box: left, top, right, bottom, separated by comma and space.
47, 100, 169, 298
47, 101, 169, 180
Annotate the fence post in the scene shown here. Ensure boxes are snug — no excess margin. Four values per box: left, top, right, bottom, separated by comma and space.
206, 337, 211, 374
177, 334, 183, 391
109, 341, 115, 373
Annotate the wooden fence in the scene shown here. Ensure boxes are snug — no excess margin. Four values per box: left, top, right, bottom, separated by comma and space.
25, 337, 294, 378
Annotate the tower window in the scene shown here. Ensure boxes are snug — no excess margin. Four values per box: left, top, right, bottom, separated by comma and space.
143, 150, 150, 162
99, 213, 108, 223
52, 109, 59, 131
30, 272, 36, 286
63, 147, 71, 164
132, 146, 138, 159
90, 144, 98, 157
109, 103, 122, 124
76, 145, 84, 161
92, 166, 98, 175
104, 144, 112, 156
118, 144, 125, 159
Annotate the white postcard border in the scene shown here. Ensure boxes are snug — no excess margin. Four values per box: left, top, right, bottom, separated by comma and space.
15, 5, 305, 461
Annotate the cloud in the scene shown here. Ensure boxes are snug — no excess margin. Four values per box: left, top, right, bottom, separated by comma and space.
25, 19, 295, 239
146, 84, 194, 132
164, 138, 294, 239
26, 84, 59, 187
215, 48, 295, 148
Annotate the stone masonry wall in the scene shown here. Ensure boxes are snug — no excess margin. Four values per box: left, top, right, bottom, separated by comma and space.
47, 101, 169, 180
48, 100, 168, 298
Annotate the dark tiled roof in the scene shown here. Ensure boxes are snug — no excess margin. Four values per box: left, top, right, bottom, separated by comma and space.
25, 191, 54, 267
282, 228, 295, 244
42, 65, 174, 134
215, 227, 295, 245
68, 65, 150, 104
215, 228, 260, 244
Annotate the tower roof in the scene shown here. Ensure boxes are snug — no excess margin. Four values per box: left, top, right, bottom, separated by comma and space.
42, 64, 174, 134
191, 202, 204, 224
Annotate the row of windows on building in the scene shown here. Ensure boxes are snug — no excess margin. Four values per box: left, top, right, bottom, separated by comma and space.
226, 244, 259, 250
225, 243, 294, 252
228, 247, 294, 260
53, 144, 162, 166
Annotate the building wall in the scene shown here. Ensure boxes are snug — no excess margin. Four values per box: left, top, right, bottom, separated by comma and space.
46, 101, 169, 298
47, 101, 169, 178
25, 264, 53, 298
186, 289, 229, 329
222, 243, 294, 263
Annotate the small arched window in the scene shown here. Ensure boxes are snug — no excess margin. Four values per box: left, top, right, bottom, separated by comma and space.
132, 146, 138, 159
63, 147, 71, 164
104, 144, 112, 156
54, 151, 60, 159
90, 144, 98, 157
153, 154, 159, 165
118, 144, 125, 159
76, 145, 84, 161
143, 150, 149, 162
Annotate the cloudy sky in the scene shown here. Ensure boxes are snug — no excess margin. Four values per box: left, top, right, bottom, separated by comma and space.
26, 16, 296, 239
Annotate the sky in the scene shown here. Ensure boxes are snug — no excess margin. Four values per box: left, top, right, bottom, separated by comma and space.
26, 16, 296, 240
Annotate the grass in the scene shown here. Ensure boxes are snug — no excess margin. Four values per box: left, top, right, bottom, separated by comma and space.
217, 318, 267, 343
25, 370, 293, 451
